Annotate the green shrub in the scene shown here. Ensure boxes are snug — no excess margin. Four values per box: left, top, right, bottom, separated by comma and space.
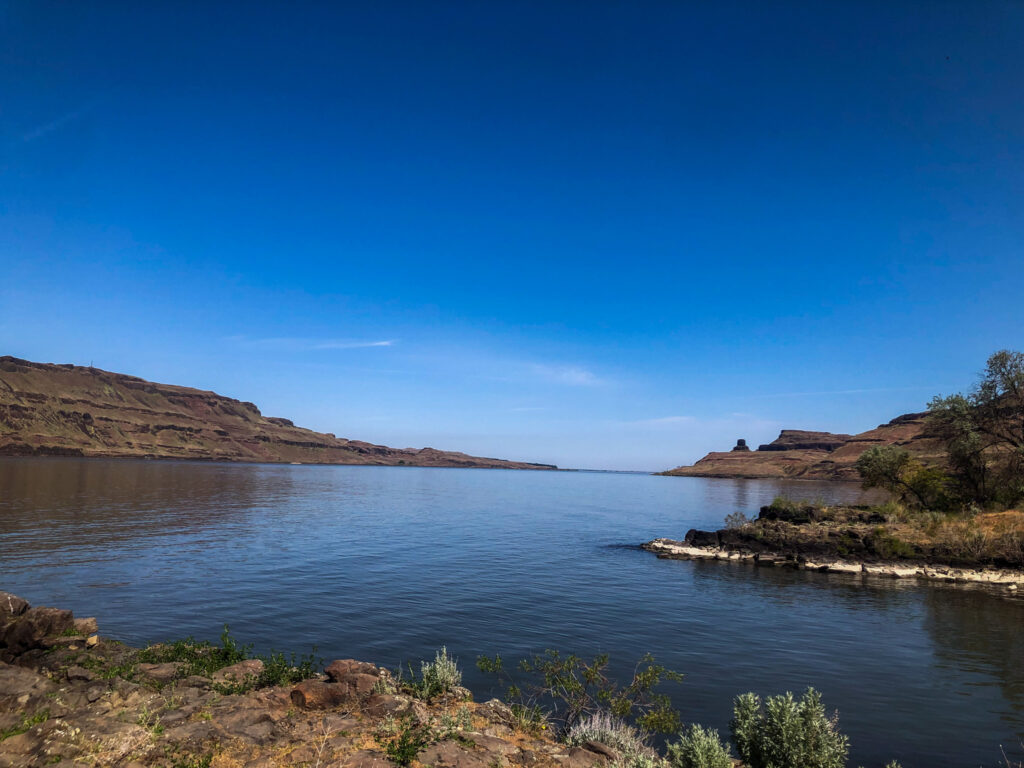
139, 626, 320, 690
138, 625, 250, 677
565, 710, 656, 767
509, 702, 549, 734
730, 688, 848, 768
438, 705, 473, 737
770, 495, 801, 512
476, 650, 683, 738
867, 530, 918, 560
375, 715, 435, 766
666, 724, 732, 768
407, 646, 463, 700
257, 649, 321, 687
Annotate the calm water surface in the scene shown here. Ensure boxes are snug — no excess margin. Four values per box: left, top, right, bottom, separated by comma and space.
1, 458, 1022, 767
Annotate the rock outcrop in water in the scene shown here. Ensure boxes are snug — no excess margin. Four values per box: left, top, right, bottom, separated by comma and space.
0, 356, 556, 470
660, 412, 945, 480
0, 591, 612, 768
642, 502, 1024, 589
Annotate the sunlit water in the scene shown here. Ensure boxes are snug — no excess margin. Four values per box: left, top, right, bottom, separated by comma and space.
1, 458, 1021, 767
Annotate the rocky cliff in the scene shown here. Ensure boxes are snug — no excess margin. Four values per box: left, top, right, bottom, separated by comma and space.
0, 357, 556, 470
660, 412, 945, 480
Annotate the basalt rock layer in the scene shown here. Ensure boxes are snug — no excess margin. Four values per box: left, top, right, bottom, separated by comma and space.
642, 502, 1024, 587
0, 357, 556, 470
660, 412, 944, 480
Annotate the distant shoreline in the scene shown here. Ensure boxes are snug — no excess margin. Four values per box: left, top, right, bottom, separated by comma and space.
0, 452, 563, 471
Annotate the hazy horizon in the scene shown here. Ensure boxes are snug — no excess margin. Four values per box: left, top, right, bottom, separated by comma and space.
3, 2, 1022, 471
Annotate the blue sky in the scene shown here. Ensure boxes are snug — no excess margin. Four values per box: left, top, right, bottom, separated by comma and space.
2, 1, 1022, 471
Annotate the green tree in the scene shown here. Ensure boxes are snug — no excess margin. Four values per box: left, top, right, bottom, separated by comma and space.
855, 445, 948, 510
929, 350, 1024, 508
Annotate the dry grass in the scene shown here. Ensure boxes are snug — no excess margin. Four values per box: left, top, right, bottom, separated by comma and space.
873, 507, 1024, 565
974, 510, 1024, 533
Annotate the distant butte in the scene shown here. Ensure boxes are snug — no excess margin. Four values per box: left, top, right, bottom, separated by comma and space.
660, 413, 944, 480
0, 356, 556, 470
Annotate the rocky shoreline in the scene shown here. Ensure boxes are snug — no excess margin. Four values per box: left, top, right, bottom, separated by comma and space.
642, 538, 1024, 589
642, 499, 1024, 591
0, 592, 609, 768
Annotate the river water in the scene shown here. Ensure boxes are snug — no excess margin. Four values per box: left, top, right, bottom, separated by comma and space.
0, 457, 1021, 767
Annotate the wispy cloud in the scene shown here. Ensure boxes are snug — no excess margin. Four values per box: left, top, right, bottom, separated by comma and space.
228, 336, 396, 351
528, 363, 604, 387
309, 340, 395, 350
627, 415, 695, 427
748, 385, 936, 399
20, 102, 99, 144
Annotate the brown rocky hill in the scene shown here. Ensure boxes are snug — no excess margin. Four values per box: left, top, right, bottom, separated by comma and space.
660, 412, 945, 480
0, 356, 556, 469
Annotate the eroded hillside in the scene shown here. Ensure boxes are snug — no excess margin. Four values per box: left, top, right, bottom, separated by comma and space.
0, 357, 555, 470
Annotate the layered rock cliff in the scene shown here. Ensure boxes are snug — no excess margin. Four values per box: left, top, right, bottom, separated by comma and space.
660, 412, 945, 480
0, 357, 556, 470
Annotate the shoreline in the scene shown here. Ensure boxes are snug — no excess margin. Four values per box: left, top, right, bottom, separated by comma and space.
0, 452, 561, 471
642, 538, 1024, 589
0, 591, 594, 768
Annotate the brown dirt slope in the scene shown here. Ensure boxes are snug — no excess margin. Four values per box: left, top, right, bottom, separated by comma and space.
0, 356, 556, 469
660, 412, 945, 480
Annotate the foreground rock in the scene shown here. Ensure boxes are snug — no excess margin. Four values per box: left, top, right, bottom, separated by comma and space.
0, 592, 607, 768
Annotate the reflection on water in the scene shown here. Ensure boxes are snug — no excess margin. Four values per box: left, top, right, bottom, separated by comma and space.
0, 457, 287, 556
0, 457, 1020, 767
926, 588, 1024, 724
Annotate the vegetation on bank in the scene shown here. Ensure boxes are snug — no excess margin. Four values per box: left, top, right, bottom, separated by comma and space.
848, 350, 1024, 566
82, 631, 912, 768
472, 649, 901, 768
702, 352, 1024, 569
731, 496, 1024, 568
9, 588, 1019, 767
857, 350, 1024, 514
76, 624, 324, 694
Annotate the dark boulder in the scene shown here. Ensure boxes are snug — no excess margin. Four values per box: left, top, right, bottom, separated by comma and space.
1, 606, 75, 658
684, 529, 720, 548
0, 592, 30, 621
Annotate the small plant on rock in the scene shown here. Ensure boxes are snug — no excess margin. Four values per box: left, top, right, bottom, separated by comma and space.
0, 709, 49, 741
565, 710, 659, 768
138, 626, 321, 689
138, 625, 251, 677
257, 649, 321, 687
666, 724, 732, 768
407, 646, 463, 700
439, 705, 473, 737
375, 715, 435, 766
